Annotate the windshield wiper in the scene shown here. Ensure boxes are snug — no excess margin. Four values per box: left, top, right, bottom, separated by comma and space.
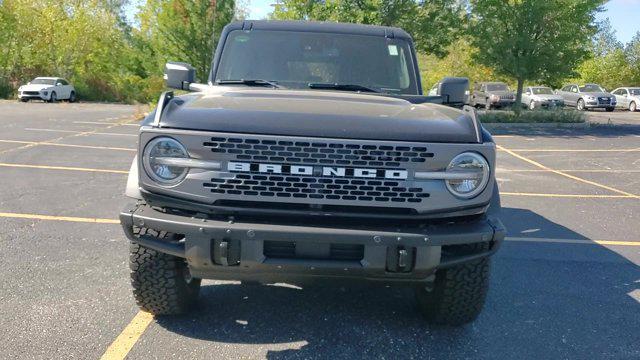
217, 79, 280, 88
308, 83, 381, 93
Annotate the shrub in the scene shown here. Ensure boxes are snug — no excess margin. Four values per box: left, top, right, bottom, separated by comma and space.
479, 109, 586, 123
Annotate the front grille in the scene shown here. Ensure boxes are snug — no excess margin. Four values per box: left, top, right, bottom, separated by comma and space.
263, 241, 364, 261
598, 97, 611, 104
499, 95, 514, 100
204, 174, 428, 203
23, 91, 40, 96
203, 137, 434, 167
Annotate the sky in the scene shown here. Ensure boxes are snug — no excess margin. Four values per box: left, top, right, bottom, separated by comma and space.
245, 0, 640, 44
126, 0, 640, 44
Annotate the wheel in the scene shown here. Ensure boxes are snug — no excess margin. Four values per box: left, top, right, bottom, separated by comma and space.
577, 98, 585, 111
68, 91, 76, 103
49, 91, 57, 103
485, 99, 491, 110
415, 243, 491, 326
130, 229, 200, 315
629, 102, 636, 112
605, 107, 614, 112
529, 100, 536, 110
20, 98, 28, 103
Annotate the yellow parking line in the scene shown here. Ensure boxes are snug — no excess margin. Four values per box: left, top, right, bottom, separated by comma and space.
0, 211, 119, 224
497, 145, 640, 199
501, 192, 633, 198
498, 169, 640, 173
0, 139, 136, 152
506, 237, 640, 246
501, 148, 640, 152
0, 163, 128, 174
100, 311, 154, 360
24, 128, 138, 137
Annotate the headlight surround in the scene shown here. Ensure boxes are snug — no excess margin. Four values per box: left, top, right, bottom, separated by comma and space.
143, 137, 189, 186
445, 152, 490, 199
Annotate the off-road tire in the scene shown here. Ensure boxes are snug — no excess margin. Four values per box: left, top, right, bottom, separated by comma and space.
415, 243, 491, 326
129, 229, 200, 315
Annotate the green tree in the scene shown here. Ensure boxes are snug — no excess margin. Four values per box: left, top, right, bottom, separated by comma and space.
468, 0, 603, 111
577, 48, 635, 89
137, 0, 237, 82
272, 0, 465, 57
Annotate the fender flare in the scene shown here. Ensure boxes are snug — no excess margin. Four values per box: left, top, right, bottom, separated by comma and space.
125, 155, 142, 199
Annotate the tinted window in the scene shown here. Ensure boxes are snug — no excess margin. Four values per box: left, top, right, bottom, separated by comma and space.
532, 87, 553, 95
486, 84, 508, 91
215, 30, 418, 94
579, 84, 604, 92
31, 78, 56, 85
59, 79, 68, 85
630, 89, 640, 96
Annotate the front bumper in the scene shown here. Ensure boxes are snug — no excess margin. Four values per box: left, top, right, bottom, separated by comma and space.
490, 99, 515, 106
120, 203, 505, 283
584, 100, 615, 108
18, 92, 49, 100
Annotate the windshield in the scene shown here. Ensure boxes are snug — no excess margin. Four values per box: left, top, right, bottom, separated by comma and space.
630, 89, 640, 96
215, 30, 417, 94
580, 84, 604, 92
532, 87, 553, 95
31, 78, 56, 85
486, 84, 508, 91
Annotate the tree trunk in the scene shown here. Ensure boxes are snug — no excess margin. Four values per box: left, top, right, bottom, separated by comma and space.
515, 78, 524, 115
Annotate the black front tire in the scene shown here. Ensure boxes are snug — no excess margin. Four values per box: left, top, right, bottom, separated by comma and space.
130, 232, 200, 315
49, 92, 57, 103
68, 91, 76, 103
415, 245, 491, 326
20, 98, 28, 102
605, 107, 614, 112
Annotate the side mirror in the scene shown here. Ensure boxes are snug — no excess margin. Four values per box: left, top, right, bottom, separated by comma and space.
164, 62, 196, 90
438, 77, 469, 106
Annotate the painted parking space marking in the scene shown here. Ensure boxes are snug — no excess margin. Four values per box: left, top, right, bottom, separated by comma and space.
500, 148, 640, 152
0, 162, 129, 174
0, 139, 136, 152
100, 311, 154, 360
505, 237, 640, 247
24, 128, 138, 137
501, 192, 634, 199
0, 211, 119, 224
497, 145, 640, 199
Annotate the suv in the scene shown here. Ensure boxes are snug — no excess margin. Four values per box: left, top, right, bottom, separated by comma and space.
471, 82, 515, 110
120, 21, 505, 326
556, 83, 616, 111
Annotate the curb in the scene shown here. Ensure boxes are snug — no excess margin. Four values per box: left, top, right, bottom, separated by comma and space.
482, 122, 589, 132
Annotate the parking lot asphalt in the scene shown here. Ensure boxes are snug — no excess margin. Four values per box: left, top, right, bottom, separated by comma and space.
0, 101, 638, 359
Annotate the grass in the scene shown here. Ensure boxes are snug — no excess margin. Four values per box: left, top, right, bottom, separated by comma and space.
479, 109, 586, 124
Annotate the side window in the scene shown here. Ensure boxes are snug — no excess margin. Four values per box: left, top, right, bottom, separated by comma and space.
562, 85, 570, 92
622, 89, 628, 95
60, 79, 68, 86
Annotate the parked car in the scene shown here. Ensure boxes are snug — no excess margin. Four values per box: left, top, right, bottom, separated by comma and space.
17, 77, 76, 103
555, 83, 616, 111
611, 87, 640, 112
428, 79, 470, 104
471, 82, 515, 109
521, 86, 565, 109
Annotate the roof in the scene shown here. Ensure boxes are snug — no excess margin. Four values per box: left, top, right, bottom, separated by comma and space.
34, 77, 59, 80
225, 20, 413, 40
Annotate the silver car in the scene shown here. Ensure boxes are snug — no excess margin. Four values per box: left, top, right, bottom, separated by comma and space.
555, 83, 616, 111
611, 87, 640, 112
522, 86, 564, 110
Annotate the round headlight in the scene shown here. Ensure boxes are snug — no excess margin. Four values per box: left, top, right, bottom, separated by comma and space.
445, 152, 490, 199
143, 137, 189, 185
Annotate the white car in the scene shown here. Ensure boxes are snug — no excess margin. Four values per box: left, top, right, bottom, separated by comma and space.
611, 87, 640, 112
18, 77, 76, 103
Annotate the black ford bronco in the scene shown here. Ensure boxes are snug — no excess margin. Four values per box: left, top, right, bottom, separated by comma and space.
120, 20, 505, 325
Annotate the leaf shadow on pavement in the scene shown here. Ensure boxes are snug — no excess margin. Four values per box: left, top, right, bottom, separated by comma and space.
155, 207, 640, 359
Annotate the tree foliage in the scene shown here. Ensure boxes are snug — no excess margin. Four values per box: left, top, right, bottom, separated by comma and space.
271, 0, 466, 57
468, 0, 603, 110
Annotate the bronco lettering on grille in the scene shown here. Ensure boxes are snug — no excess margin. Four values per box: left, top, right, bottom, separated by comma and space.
227, 162, 409, 180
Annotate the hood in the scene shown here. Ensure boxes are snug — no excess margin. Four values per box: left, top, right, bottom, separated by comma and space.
533, 94, 564, 101
581, 91, 613, 98
155, 88, 482, 143
19, 84, 53, 92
